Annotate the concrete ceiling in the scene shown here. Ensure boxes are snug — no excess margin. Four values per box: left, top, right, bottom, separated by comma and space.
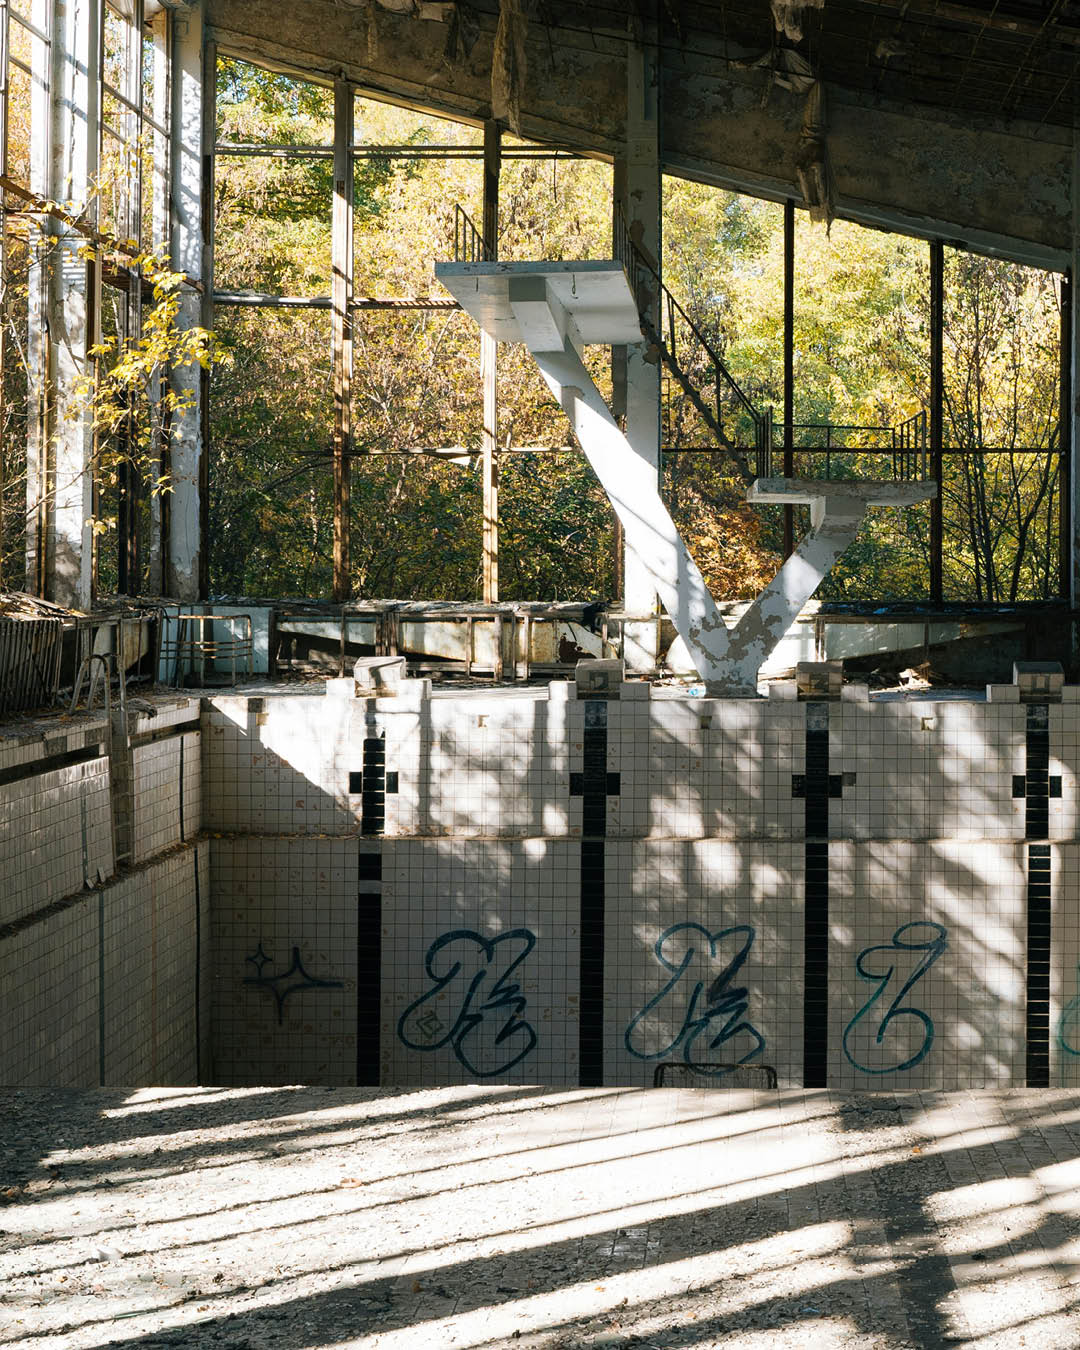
206, 0, 1079, 268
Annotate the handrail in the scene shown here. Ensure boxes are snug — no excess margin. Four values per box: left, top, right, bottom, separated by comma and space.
453, 203, 489, 263
614, 205, 765, 484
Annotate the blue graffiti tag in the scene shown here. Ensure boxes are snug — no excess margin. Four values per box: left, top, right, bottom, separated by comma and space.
1058, 964, 1080, 1058
624, 923, 765, 1076
842, 921, 948, 1074
397, 928, 538, 1077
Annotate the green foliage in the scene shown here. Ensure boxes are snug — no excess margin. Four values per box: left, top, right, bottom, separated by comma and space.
210, 73, 620, 601
206, 58, 1063, 606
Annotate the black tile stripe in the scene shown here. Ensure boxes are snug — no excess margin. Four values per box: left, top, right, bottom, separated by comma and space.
194, 849, 201, 1084
1026, 703, 1052, 1088
361, 734, 386, 836
0, 743, 104, 788
356, 849, 382, 1086
1025, 703, 1050, 839
98, 888, 106, 1087
803, 702, 831, 1088
579, 700, 610, 1087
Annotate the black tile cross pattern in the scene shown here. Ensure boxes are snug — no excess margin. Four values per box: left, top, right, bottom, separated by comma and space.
578, 700, 613, 1088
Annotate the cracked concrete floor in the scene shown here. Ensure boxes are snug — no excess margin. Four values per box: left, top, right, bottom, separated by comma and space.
3, 1086, 1080, 1349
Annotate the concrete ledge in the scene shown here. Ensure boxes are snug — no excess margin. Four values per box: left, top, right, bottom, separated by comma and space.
747, 477, 938, 508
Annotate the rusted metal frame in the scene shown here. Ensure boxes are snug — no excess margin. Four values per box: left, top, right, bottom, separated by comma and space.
930, 240, 945, 603
0, 181, 204, 298
215, 143, 582, 161
212, 291, 460, 310
481, 118, 500, 605
8, 7, 47, 45
0, 7, 9, 187
0, 3, 7, 588
0, 174, 136, 260
116, 0, 146, 596
1061, 269, 1072, 602
331, 79, 354, 603
19, 0, 52, 599
610, 156, 627, 603
197, 35, 215, 601
147, 6, 171, 596
783, 197, 794, 558
859, 0, 1080, 46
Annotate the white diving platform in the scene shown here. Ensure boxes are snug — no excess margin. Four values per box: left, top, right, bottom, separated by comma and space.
436, 260, 937, 694
435, 260, 643, 347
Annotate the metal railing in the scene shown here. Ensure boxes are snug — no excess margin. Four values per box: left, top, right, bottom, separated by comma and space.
453, 204, 490, 263
893, 410, 929, 480
766, 412, 930, 482
162, 613, 255, 688
614, 207, 767, 483
0, 618, 64, 715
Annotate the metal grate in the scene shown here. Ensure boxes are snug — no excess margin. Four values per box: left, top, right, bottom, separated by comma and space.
0, 618, 64, 715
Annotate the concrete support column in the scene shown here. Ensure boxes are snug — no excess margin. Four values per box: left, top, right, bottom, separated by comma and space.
620, 13, 661, 672
167, 2, 209, 601
25, 0, 99, 609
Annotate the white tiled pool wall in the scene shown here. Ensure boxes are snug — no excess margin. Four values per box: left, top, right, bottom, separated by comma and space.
201, 689, 1080, 1091
5, 686, 1080, 1090
0, 700, 209, 1086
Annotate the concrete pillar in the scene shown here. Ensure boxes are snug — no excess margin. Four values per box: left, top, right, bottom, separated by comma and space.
167, 2, 209, 600
621, 14, 662, 672
25, 0, 99, 610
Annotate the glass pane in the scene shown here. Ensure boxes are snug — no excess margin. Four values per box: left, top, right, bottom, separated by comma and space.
822, 499, 932, 600
7, 1, 38, 26
345, 307, 480, 599
662, 184, 783, 456
98, 93, 139, 242
103, 6, 131, 100
141, 32, 155, 119
658, 185, 785, 598
663, 453, 781, 602
943, 252, 1060, 453
209, 309, 335, 596
214, 58, 332, 293
5, 56, 32, 186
